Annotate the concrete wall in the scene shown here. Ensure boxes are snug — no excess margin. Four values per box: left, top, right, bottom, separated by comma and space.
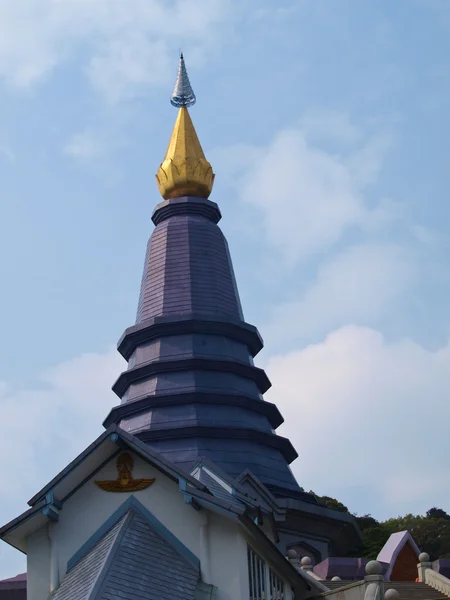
26, 451, 256, 600
52, 452, 206, 579
208, 512, 248, 600
26, 525, 50, 600
322, 582, 365, 600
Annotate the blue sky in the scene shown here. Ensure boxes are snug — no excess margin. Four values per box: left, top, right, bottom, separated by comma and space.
1, 0, 450, 578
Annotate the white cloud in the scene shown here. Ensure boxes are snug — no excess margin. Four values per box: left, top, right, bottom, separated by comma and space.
0, 0, 230, 102
0, 346, 125, 578
0, 347, 124, 505
266, 325, 450, 519
63, 130, 107, 161
267, 242, 418, 342
218, 112, 421, 347
299, 109, 363, 145
224, 115, 393, 266
0, 348, 126, 579
2, 330, 450, 577
241, 129, 366, 263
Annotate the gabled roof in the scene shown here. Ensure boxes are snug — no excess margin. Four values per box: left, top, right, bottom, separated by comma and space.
0, 425, 244, 552
52, 496, 200, 600
377, 530, 420, 580
190, 456, 247, 493
0, 499, 48, 553
0, 426, 327, 598
189, 458, 259, 512
235, 469, 286, 518
27, 424, 206, 507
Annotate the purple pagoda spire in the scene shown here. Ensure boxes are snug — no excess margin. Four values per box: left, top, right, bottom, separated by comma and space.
103, 56, 309, 498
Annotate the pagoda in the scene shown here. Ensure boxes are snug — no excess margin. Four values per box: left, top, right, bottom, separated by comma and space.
103, 54, 303, 498
0, 55, 361, 600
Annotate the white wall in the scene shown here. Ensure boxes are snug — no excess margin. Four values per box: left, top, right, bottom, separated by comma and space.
208, 512, 248, 600
25, 451, 271, 600
27, 525, 50, 600
52, 452, 207, 580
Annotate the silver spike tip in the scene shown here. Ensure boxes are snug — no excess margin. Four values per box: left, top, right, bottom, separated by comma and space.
170, 53, 196, 108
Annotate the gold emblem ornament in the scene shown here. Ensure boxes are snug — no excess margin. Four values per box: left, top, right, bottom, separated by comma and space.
95, 453, 155, 492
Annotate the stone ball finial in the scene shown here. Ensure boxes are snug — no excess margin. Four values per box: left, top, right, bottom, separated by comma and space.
301, 556, 312, 567
365, 560, 382, 575
287, 549, 298, 560
419, 552, 430, 563
331, 576, 342, 581
385, 589, 400, 600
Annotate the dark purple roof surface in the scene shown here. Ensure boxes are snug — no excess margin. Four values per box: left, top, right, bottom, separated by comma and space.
107, 195, 305, 496
0, 573, 26, 600
0, 575, 26, 584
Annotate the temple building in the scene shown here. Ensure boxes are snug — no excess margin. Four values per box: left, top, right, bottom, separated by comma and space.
0, 55, 361, 600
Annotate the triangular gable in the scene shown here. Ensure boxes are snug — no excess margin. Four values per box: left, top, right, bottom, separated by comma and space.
1, 435, 248, 555
235, 470, 286, 519
55, 496, 200, 600
0, 427, 223, 551
95, 512, 199, 600
377, 530, 420, 581
52, 514, 127, 600
190, 456, 247, 495
191, 464, 233, 494
193, 468, 241, 506
189, 459, 256, 511
28, 425, 206, 508
67, 495, 199, 573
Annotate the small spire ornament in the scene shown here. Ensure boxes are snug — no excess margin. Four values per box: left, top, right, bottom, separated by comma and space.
170, 52, 196, 108
156, 53, 214, 199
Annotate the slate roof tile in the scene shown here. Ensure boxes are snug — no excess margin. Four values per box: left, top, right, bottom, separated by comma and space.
52, 507, 200, 600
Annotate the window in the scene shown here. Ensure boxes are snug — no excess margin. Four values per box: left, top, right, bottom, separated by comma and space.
248, 546, 266, 600
247, 546, 285, 600
268, 568, 284, 600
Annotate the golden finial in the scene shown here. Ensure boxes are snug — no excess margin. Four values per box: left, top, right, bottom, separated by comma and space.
156, 54, 214, 199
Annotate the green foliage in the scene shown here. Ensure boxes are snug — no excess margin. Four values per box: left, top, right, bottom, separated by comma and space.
426, 507, 450, 520
381, 514, 450, 561
356, 514, 379, 531
309, 491, 349, 513
310, 491, 450, 561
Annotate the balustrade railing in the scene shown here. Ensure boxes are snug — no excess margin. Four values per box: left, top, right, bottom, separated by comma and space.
425, 568, 450, 598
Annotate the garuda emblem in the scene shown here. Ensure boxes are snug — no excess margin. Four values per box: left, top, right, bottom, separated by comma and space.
95, 453, 155, 492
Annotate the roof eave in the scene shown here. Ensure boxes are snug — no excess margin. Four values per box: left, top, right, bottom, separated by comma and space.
27, 425, 120, 506
27, 425, 208, 509
0, 500, 48, 552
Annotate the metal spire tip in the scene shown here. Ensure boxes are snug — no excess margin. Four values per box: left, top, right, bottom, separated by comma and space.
170, 53, 196, 108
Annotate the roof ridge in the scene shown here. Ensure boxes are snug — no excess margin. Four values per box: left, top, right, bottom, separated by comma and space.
51, 513, 129, 600
67, 496, 200, 575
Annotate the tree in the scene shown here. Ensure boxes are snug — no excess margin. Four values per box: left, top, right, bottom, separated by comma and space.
426, 507, 450, 521
310, 491, 349, 513
382, 514, 450, 560
309, 491, 450, 560
356, 514, 379, 531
